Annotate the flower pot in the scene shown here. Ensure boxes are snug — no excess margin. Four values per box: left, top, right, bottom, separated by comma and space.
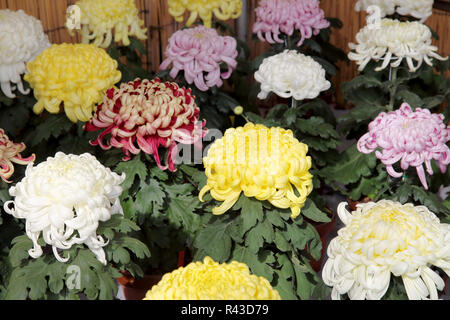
117, 250, 187, 300
307, 209, 337, 272
118, 274, 163, 300
347, 196, 372, 212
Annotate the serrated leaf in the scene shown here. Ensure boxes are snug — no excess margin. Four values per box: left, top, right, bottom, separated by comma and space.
180, 165, 207, 188
135, 179, 165, 215
120, 236, 150, 260
284, 223, 307, 250
392, 183, 412, 204
295, 117, 339, 139
277, 253, 294, 280
193, 217, 233, 261
112, 246, 131, 264
240, 197, 264, 234
302, 199, 331, 223
273, 271, 297, 300
274, 232, 291, 252
31, 114, 74, 146
320, 144, 377, 185
295, 267, 312, 300
148, 165, 169, 181
166, 196, 201, 234
9, 235, 33, 268
396, 90, 423, 108
231, 245, 274, 282
115, 155, 147, 191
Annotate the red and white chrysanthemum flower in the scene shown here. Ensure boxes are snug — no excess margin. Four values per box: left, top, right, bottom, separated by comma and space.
0, 129, 35, 183
85, 78, 208, 171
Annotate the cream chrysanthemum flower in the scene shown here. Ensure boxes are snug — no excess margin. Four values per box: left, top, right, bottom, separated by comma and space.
4, 152, 125, 265
71, 0, 147, 48
168, 0, 242, 28
143, 256, 281, 300
355, 0, 434, 23
254, 50, 331, 100
348, 18, 447, 72
24, 43, 122, 123
0, 9, 50, 98
323, 200, 450, 300
199, 123, 313, 219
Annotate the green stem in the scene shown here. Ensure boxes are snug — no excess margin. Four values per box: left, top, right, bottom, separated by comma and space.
291, 98, 298, 109
284, 34, 292, 50
387, 67, 398, 112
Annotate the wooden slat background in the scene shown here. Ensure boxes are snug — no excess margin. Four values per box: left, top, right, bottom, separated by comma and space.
1, 0, 448, 107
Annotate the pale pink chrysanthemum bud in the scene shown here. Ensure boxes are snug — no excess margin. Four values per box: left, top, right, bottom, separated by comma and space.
252, 0, 330, 47
357, 103, 450, 190
160, 26, 238, 92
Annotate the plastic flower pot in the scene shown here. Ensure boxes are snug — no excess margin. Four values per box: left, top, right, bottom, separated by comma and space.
117, 250, 187, 300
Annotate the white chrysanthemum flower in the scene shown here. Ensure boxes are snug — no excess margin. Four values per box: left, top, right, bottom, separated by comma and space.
348, 18, 447, 72
355, 0, 434, 23
4, 152, 125, 265
323, 200, 450, 300
355, 0, 396, 17
254, 50, 331, 100
0, 9, 50, 98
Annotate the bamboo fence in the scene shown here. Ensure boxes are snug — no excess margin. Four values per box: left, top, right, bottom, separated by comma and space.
1, 0, 449, 107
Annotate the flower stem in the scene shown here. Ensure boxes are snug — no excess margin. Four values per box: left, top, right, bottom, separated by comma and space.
387, 67, 398, 112
284, 34, 292, 50
291, 97, 298, 109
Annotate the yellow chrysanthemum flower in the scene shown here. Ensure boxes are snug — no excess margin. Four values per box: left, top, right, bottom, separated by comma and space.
168, 0, 242, 28
71, 0, 147, 48
24, 43, 121, 123
143, 256, 281, 300
199, 123, 313, 218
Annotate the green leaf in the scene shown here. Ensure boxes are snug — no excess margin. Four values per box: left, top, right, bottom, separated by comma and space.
240, 197, 264, 235
193, 217, 233, 262
149, 166, 169, 181
180, 165, 207, 188
115, 155, 147, 191
112, 246, 131, 264
302, 199, 331, 223
320, 144, 377, 185
119, 236, 150, 260
411, 186, 449, 215
295, 117, 339, 139
396, 90, 423, 108
284, 223, 307, 250
392, 183, 412, 204
166, 196, 202, 234
9, 235, 33, 267
135, 179, 165, 215
129, 37, 147, 55
295, 267, 312, 300
274, 232, 291, 252
30, 114, 74, 146
231, 245, 274, 282
277, 253, 294, 280
273, 271, 297, 300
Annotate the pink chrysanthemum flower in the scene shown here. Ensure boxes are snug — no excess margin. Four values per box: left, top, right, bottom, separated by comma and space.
252, 0, 330, 47
160, 25, 238, 92
0, 129, 35, 183
357, 103, 450, 190
85, 78, 208, 171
